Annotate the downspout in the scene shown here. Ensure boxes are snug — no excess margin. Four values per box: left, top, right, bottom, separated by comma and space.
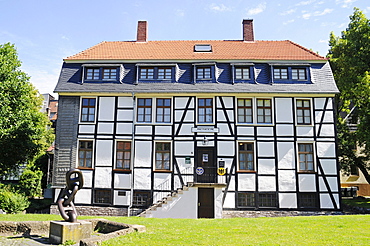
128, 92, 136, 216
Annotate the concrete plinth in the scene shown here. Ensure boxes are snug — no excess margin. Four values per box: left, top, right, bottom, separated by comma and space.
49, 220, 92, 244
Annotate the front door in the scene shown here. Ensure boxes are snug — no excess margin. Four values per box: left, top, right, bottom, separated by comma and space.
198, 188, 214, 218
196, 147, 217, 183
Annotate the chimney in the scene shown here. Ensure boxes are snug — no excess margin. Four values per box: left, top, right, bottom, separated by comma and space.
242, 19, 254, 42
137, 21, 148, 42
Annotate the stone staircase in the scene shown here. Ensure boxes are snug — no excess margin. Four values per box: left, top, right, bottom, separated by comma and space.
138, 183, 194, 218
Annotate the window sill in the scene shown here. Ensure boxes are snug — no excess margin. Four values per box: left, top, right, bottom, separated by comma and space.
113, 169, 131, 173
78, 167, 94, 170
237, 170, 256, 173
297, 171, 316, 174
154, 170, 172, 173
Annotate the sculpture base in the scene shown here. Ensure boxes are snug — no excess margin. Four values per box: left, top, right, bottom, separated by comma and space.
49, 220, 92, 244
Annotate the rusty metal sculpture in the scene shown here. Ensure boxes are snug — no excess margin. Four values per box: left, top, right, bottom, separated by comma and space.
57, 169, 84, 222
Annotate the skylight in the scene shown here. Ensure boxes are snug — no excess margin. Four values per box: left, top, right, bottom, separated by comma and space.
194, 44, 212, 52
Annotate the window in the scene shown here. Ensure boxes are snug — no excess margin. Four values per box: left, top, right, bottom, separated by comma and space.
197, 67, 212, 79
198, 98, 213, 123
86, 68, 100, 80
194, 44, 212, 52
94, 189, 111, 204
258, 193, 277, 207
257, 99, 272, 123
298, 143, 314, 172
273, 67, 288, 80
140, 67, 154, 79
158, 68, 172, 80
296, 99, 311, 125
103, 68, 117, 80
116, 141, 131, 170
237, 99, 253, 123
155, 142, 171, 170
238, 192, 255, 207
81, 98, 96, 122
133, 191, 151, 207
235, 67, 250, 80
137, 98, 152, 122
239, 142, 254, 171
292, 68, 307, 80
156, 98, 171, 123
78, 141, 93, 168
298, 193, 317, 208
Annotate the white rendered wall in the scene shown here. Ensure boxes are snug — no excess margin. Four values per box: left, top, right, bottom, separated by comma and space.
279, 193, 297, 208
94, 167, 111, 188
98, 97, 115, 121
114, 190, 130, 206
114, 173, 131, 189
74, 189, 92, 204
277, 142, 295, 169
275, 98, 293, 123
134, 141, 152, 167
95, 140, 113, 166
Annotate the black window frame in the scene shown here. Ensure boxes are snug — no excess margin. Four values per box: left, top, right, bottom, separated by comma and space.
155, 142, 171, 171
94, 189, 112, 205
296, 99, 312, 125
198, 98, 213, 123
133, 190, 152, 207
237, 192, 255, 207
238, 142, 255, 171
80, 98, 96, 122
258, 193, 277, 208
156, 98, 171, 123
298, 192, 318, 209
137, 98, 152, 123
196, 66, 212, 80
116, 141, 131, 170
235, 67, 250, 80
237, 98, 253, 123
298, 143, 315, 172
78, 140, 93, 168
257, 99, 272, 123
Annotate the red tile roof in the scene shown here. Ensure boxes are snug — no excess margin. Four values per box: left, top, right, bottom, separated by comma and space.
65, 40, 326, 61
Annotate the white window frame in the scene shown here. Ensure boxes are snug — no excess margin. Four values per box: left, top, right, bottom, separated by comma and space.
197, 97, 215, 124
77, 139, 94, 169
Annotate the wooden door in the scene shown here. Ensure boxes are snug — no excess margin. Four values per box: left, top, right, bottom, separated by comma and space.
198, 188, 214, 218
196, 147, 216, 183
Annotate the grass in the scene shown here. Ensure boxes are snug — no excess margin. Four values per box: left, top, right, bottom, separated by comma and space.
1, 214, 370, 245
342, 197, 370, 208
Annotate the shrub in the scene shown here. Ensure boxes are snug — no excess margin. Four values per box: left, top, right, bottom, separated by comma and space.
0, 185, 30, 214
18, 167, 43, 198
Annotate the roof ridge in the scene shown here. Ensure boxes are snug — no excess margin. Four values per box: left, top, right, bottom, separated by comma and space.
286, 40, 326, 60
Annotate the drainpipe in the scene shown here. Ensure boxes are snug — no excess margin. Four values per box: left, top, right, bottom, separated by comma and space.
128, 92, 136, 216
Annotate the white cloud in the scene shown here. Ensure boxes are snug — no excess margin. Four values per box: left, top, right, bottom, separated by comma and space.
302, 8, 333, 19
209, 3, 231, 12
335, 0, 357, 8
25, 67, 60, 97
283, 19, 295, 25
296, 0, 316, 6
247, 3, 266, 15
280, 9, 296, 16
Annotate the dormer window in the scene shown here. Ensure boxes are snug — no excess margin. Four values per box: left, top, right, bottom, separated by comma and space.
197, 67, 212, 79
137, 65, 174, 82
235, 67, 250, 80
86, 68, 100, 80
103, 68, 117, 80
292, 68, 307, 80
194, 44, 212, 52
83, 65, 120, 82
273, 67, 288, 80
140, 67, 154, 79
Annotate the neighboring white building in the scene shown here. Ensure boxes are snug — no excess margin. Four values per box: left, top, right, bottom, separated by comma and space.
52, 20, 340, 218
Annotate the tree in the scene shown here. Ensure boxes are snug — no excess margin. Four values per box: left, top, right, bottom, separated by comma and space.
0, 43, 54, 177
328, 8, 370, 183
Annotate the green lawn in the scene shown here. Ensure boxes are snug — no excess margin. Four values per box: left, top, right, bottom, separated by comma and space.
1, 214, 369, 245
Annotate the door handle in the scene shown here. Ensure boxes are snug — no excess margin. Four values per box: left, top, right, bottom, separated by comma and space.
198, 203, 201, 206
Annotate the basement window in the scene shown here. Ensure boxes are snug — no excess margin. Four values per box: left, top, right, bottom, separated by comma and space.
194, 44, 212, 52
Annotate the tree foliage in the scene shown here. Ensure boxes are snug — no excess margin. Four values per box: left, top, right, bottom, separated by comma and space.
18, 166, 43, 198
0, 184, 30, 214
328, 8, 370, 183
0, 43, 54, 177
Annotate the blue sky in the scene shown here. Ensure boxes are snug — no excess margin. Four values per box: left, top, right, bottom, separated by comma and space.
1, 0, 369, 97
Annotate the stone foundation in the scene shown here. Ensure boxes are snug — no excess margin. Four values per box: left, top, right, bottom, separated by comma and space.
222, 210, 344, 218
50, 205, 128, 216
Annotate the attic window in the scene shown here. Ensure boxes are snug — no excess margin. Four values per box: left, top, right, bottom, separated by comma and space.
194, 44, 212, 52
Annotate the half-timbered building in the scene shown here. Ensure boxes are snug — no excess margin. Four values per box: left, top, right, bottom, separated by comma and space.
52, 20, 340, 218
